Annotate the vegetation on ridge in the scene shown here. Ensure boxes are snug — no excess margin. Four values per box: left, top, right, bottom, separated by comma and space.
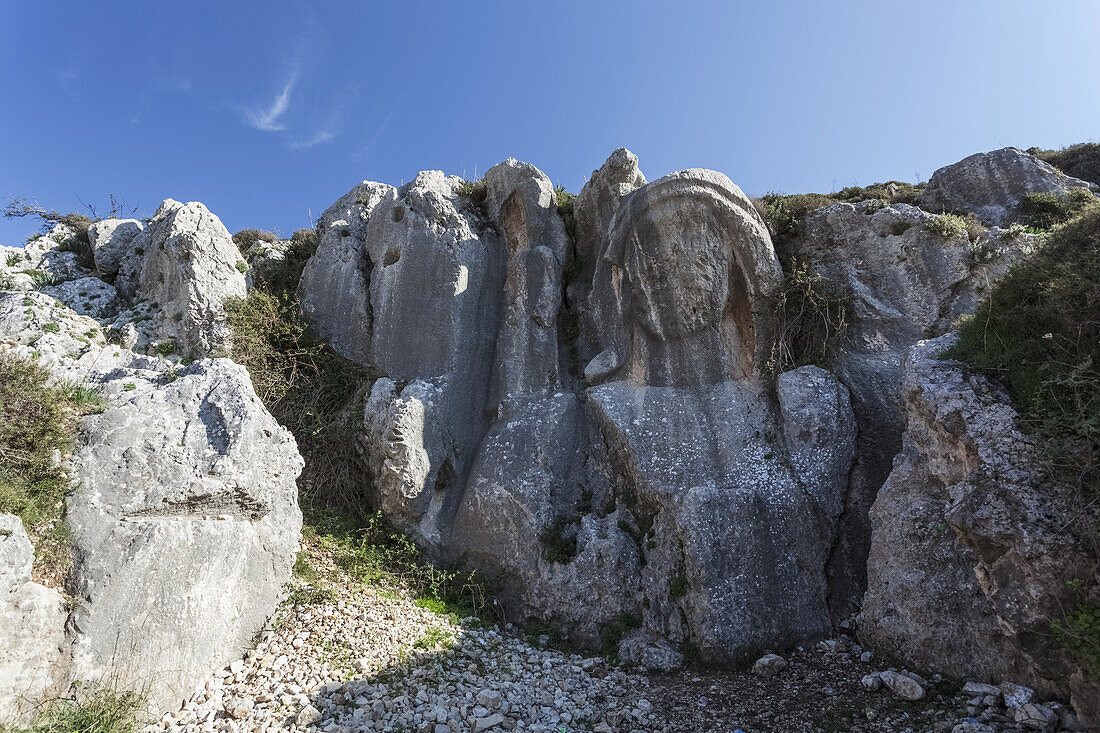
6, 685, 144, 733
0, 353, 106, 584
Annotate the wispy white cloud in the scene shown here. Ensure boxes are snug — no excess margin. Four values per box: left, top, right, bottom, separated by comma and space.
241, 70, 299, 132
289, 126, 334, 149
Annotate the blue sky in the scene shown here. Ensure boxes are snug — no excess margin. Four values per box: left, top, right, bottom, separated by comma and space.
1, 1, 1097, 244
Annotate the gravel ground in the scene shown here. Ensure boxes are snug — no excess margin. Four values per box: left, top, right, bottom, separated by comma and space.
146, 542, 1083, 733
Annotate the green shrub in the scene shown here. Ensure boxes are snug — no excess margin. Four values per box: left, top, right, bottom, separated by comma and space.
947, 203, 1100, 496
1018, 188, 1097, 230
599, 611, 641, 659
0, 354, 103, 580
307, 511, 488, 619
12, 685, 144, 733
752, 193, 836, 247
235, 260, 248, 274
231, 228, 276, 252
767, 260, 851, 374
539, 515, 579, 564
455, 178, 488, 215
1054, 599, 1100, 677
830, 181, 924, 205
154, 340, 177, 357
926, 213, 969, 238
554, 185, 577, 244
1029, 143, 1100, 187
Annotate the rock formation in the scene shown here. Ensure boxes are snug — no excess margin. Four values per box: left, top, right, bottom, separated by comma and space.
0, 212, 301, 723
861, 335, 1100, 722
301, 155, 858, 663
919, 146, 1094, 226
3, 143, 1096, 723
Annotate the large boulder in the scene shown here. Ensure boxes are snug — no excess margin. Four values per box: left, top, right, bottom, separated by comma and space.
785, 200, 1034, 617
0, 515, 68, 725
115, 199, 247, 359
66, 358, 303, 714
861, 336, 1100, 724
87, 218, 143, 276
920, 147, 1093, 226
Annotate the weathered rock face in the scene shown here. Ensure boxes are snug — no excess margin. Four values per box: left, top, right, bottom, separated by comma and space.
861, 336, 1100, 724
66, 358, 303, 713
303, 152, 857, 661
0, 227, 303, 718
784, 200, 1034, 617
87, 218, 143, 276
919, 147, 1093, 226
116, 199, 247, 358
0, 514, 68, 725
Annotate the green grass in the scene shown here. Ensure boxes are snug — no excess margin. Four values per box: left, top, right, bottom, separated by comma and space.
303, 510, 489, 621
947, 203, 1099, 497
926, 213, 968, 238
1029, 142, 1100, 187
413, 626, 454, 650
767, 259, 852, 374
154, 340, 176, 357
1018, 188, 1097, 230
0, 354, 105, 580
9, 686, 143, 733
455, 178, 488, 215
235, 260, 249, 274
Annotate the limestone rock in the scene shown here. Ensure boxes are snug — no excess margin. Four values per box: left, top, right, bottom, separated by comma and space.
0, 515, 68, 725
570, 147, 647, 306
920, 146, 1092, 226
751, 654, 788, 677
115, 199, 246, 359
87, 218, 143, 276
66, 358, 303, 714
785, 200, 1031, 618
860, 335, 1099, 723
40, 276, 119, 318
585, 168, 782, 386
879, 670, 925, 700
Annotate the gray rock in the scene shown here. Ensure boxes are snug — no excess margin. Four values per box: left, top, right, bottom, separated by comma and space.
0, 514, 68, 724
879, 670, 925, 700
115, 199, 246, 359
1014, 702, 1057, 731
786, 199, 1030, 619
861, 336, 1098, 721
920, 146, 1093, 226
570, 147, 647, 307
751, 654, 788, 677
40, 276, 119, 317
952, 722, 994, 733
861, 673, 882, 691
474, 713, 504, 731
66, 359, 303, 714
87, 218, 143, 276
777, 365, 856, 522
1001, 682, 1036, 709
297, 703, 322, 726
962, 681, 1001, 698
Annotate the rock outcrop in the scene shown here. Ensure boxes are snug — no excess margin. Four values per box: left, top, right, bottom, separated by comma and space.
0, 218, 302, 720
919, 147, 1093, 226
115, 199, 247, 358
67, 359, 303, 713
784, 200, 1034, 617
0, 515, 68, 724
861, 336, 1100, 724
302, 153, 857, 661
87, 218, 143, 276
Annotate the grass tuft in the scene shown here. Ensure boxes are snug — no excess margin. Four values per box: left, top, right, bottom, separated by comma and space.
12, 685, 143, 733
767, 260, 851, 374
0, 354, 105, 581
